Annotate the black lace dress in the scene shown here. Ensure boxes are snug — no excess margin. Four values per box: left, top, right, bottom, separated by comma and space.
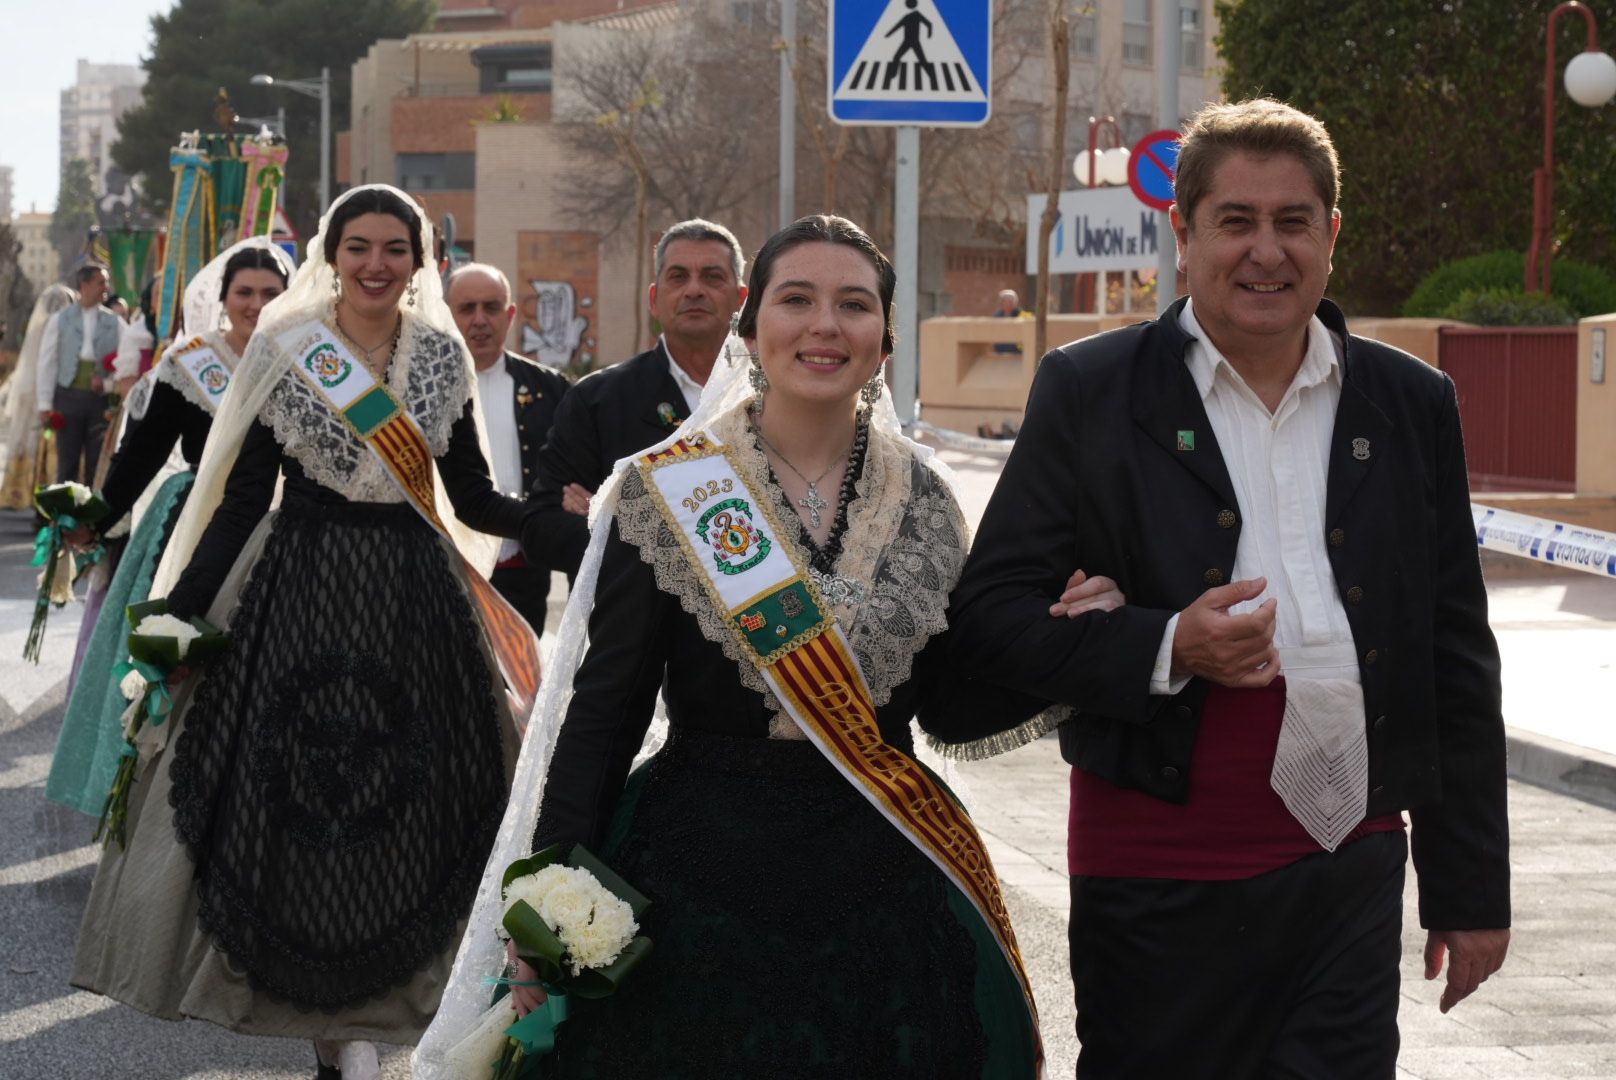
72, 379, 530, 1041
526, 420, 1042, 1078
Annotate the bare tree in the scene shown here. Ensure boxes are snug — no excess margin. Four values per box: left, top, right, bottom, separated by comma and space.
554, 4, 779, 245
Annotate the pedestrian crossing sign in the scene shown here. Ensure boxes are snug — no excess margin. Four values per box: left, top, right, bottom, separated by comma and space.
828, 0, 992, 127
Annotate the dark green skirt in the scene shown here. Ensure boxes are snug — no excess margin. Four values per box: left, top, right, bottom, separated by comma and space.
538, 728, 1036, 1079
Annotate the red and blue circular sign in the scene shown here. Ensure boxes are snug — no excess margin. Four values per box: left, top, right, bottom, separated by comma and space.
1128, 130, 1181, 212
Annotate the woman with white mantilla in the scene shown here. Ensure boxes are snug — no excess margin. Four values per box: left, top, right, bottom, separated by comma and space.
419, 215, 1123, 1078
72, 186, 531, 1080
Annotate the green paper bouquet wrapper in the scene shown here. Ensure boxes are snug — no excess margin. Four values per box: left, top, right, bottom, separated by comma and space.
23, 482, 112, 663
95, 598, 230, 849
445, 845, 654, 1079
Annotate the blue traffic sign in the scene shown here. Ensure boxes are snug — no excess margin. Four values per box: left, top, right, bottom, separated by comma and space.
1128, 130, 1181, 212
828, 0, 992, 127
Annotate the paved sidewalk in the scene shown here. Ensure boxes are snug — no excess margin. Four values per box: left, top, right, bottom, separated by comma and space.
962, 742, 1616, 1079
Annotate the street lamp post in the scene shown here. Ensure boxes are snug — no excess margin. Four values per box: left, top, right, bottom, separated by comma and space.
251, 67, 332, 216
1527, 2, 1616, 295
1073, 116, 1127, 314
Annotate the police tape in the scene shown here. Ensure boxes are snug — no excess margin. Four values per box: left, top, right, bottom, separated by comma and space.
1472, 504, 1616, 578
909, 420, 1017, 455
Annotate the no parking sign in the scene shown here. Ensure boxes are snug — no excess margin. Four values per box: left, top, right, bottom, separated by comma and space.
1128, 130, 1181, 212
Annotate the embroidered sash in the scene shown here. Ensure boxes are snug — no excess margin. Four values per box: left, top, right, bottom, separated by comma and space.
165, 337, 233, 414
636, 431, 1043, 1072
279, 320, 542, 717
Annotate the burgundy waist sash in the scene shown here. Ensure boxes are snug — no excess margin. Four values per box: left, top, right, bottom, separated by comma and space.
1068, 679, 1403, 880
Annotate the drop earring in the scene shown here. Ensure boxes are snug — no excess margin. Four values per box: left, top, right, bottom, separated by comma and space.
331, 276, 342, 302
406, 279, 418, 308
860, 371, 885, 407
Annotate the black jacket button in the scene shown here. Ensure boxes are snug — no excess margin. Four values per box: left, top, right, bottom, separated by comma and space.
1203, 568, 1225, 586
1346, 586, 1364, 604
1161, 766, 1181, 782
1364, 648, 1379, 665
1373, 714, 1387, 731
1173, 705, 1192, 720
1328, 527, 1345, 547
1217, 509, 1237, 529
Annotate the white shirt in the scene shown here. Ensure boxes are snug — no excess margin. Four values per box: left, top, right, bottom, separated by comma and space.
475, 358, 524, 562
36, 306, 104, 410
661, 335, 705, 413
114, 318, 155, 380
1150, 300, 1362, 694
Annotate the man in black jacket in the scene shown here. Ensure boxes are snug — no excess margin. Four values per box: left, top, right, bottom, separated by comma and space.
521, 219, 746, 573
449, 263, 571, 632
949, 99, 1509, 1077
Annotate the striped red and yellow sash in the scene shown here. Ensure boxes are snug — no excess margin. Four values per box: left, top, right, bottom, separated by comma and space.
282, 320, 541, 716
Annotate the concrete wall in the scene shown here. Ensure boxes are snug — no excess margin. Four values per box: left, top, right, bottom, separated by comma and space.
1344, 317, 1459, 369
917, 314, 1472, 436
476, 121, 640, 368
1577, 314, 1616, 496
918, 314, 1150, 434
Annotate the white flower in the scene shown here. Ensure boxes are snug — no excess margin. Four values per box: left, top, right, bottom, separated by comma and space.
65, 481, 92, 506
133, 614, 202, 659
119, 669, 147, 701
502, 863, 638, 976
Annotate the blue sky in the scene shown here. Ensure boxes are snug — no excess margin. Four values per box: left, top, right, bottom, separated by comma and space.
0, 1, 173, 214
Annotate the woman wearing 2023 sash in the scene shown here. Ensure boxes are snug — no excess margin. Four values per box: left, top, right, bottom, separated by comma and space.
418, 215, 1123, 1078
46, 238, 291, 818
71, 186, 531, 1080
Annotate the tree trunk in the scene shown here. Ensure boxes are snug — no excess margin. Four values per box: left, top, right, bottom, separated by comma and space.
1035, 4, 1071, 365
633, 169, 648, 350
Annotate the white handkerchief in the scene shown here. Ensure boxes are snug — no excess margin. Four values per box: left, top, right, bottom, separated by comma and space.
1271, 677, 1369, 851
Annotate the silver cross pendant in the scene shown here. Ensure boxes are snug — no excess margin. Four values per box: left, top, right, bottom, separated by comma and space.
799, 483, 827, 528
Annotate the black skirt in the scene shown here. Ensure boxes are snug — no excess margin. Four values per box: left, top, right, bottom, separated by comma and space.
167, 495, 510, 1010
540, 728, 1000, 1079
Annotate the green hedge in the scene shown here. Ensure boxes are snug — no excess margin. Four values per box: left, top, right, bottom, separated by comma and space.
1402, 251, 1616, 320
1440, 287, 1575, 326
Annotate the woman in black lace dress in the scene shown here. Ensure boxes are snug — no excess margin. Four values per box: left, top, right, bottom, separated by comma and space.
461, 216, 1119, 1078
71, 186, 530, 1080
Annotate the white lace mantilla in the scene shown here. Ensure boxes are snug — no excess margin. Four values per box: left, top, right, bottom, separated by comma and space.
259, 313, 468, 502
614, 405, 966, 735
154, 332, 240, 414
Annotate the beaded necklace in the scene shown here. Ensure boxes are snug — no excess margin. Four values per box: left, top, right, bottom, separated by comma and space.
750, 406, 871, 575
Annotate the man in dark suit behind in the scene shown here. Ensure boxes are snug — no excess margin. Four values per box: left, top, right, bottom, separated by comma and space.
449, 263, 571, 632
948, 99, 1509, 1077
520, 219, 747, 574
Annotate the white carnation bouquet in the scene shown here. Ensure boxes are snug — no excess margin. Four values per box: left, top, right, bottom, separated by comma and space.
443, 844, 653, 1079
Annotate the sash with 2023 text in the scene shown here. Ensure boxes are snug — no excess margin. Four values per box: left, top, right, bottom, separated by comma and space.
636, 431, 1043, 1072
279, 320, 541, 717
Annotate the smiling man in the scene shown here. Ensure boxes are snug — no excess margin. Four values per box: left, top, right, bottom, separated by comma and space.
520, 219, 747, 576
948, 99, 1509, 1077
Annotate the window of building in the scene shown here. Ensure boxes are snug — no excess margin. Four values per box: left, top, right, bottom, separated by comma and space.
473, 43, 553, 95
1123, 0, 1152, 66
396, 152, 476, 192
1181, 2, 1204, 72
1072, 8, 1098, 60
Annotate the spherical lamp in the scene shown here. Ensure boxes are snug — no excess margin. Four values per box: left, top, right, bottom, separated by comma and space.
1565, 50, 1616, 107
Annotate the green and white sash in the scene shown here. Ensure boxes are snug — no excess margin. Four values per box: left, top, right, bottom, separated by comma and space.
277, 320, 542, 716
166, 336, 233, 414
